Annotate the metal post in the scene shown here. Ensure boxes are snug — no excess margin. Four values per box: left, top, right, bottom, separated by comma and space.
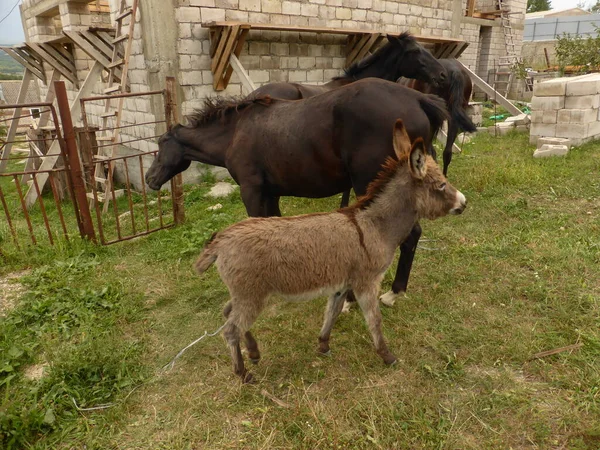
165, 76, 185, 225
54, 81, 97, 242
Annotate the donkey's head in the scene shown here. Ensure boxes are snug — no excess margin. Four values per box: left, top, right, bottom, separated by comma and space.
386, 33, 447, 87
145, 125, 191, 191
393, 120, 466, 218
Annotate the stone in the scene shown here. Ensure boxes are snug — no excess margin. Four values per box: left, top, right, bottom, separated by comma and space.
504, 113, 530, 125
533, 144, 569, 158
206, 182, 237, 198
537, 137, 572, 149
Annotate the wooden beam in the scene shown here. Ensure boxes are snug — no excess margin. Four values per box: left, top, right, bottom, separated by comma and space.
35, 70, 61, 130
466, 0, 476, 17
353, 33, 382, 66
229, 54, 256, 95
219, 27, 250, 90
81, 29, 114, 59
26, 42, 79, 87
63, 31, 112, 68
0, 70, 34, 173
346, 33, 372, 67
1, 47, 45, 82
458, 61, 522, 116
212, 25, 240, 90
25, 61, 104, 208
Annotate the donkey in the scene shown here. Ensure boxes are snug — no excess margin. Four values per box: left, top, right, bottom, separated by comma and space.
251, 33, 447, 101
194, 120, 467, 383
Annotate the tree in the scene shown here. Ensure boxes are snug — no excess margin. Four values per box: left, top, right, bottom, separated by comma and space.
527, 0, 552, 13
589, 1, 600, 12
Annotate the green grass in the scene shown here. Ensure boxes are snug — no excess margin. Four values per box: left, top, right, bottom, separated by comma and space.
1, 131, 600, 449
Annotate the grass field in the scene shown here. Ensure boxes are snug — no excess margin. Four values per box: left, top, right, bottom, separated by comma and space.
1, 131, 599, 449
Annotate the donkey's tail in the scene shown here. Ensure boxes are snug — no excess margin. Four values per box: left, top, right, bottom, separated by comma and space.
194, 232, 219, 274
419, 94, 450, 140
447, 68, 477, 133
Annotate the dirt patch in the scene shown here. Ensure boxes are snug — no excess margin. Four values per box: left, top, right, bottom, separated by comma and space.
23, 363, 48, 381
0, 270, 29, 317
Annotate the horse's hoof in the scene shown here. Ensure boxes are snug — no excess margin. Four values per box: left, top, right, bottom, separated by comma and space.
318, 349, 331, 357
383, 354, 398, 366
242, 372, 256, 384
250, 357, 261, 365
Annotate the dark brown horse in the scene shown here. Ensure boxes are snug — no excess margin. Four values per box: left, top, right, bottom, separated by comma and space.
399, 58, 476, 176
146, 78, 449, 304
251, 33, 447, 101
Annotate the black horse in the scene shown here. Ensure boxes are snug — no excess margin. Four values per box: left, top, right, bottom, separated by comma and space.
146, 78, 450, 306
251, 33, 447, 100
399, 58, 477, 176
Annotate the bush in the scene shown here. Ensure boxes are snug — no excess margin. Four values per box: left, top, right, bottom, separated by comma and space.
556, 32, 600, 73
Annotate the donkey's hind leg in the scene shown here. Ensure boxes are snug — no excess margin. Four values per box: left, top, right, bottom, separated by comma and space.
223, 316, 252, 383
224, 301, 261, 364
356, 284, 397, 366
318, 290, 348, 355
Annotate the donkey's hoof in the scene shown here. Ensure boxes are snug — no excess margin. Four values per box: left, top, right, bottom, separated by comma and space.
250, 357, 261, 365
341, 300, 352, 313
383, 354, 398, 366
318, 348, 331, 357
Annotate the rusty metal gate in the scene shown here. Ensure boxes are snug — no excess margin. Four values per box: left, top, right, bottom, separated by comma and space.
0, 78, 184, 251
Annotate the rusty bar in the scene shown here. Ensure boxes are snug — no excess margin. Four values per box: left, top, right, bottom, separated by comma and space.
99, 120, 166, 132
122, 158, 136, 235
0, 102, 55, 110
94, 134, 164, 149
108, 160, 122, 241
156, 188, 164, 228
90, 175, 106, 245
0, 186, 20, 248
0, 108, 53, 123
55, 81, 97, 243
0, 167, 66, 177
13, 175, 37, 245
31, 172, 54, 245
138, 154, 150, 232
165, 76, 185, 225
103, 224, 175, 245
80, 89, 164, 103
48, 171, 69, 241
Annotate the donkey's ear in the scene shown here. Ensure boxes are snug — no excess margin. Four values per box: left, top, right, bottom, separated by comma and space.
392, 119, 411, 158
409, 138, 428, 180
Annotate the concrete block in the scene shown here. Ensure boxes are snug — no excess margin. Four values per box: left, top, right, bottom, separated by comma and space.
542, 110, 558, 124
515, 125, 530, 133
530, 123, 556, 137
568, 108, 598, 124
564, 95, 600, 110
476, 126, 489, 133
556, 123, 586, 139
557, 109, 571, 123
531, 96, 565, 110
532, 77, 569, 97
587, 120, 600, 137
533, 144, 569, 158
504, 113, 530, 125
530, 110, 543, 124
176, 7, 201, 22
565, 73, 600, 96
200, 7, 225, 22
495, 122, 515, 136
537, 137, 572, 149
529, 134, 539, 146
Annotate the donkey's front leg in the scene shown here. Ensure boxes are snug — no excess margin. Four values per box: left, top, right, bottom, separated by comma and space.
318, 290, 348, 355
356, 284, 397, 365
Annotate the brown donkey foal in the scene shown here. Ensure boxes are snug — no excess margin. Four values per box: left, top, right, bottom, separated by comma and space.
195, 120, 467, 383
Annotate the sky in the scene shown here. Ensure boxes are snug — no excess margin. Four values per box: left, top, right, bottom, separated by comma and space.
0, 0, 592, 45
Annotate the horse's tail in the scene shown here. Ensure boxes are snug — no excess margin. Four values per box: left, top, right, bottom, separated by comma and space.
419, 94, 450, 140
447, 68, 477, 133
194, 232, 219, 274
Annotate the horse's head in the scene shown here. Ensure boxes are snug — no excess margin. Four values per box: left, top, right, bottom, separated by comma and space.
145, 125, 192, 191
386, 34, 447, 88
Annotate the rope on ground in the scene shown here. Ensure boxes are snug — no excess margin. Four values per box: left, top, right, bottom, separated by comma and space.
71, 322, 226, 412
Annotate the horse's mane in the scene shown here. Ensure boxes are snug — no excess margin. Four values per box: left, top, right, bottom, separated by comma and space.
334, 32, 414, 81
187, 95, 273, 127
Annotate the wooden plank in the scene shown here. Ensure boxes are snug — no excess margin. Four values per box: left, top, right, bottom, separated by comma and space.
13, 47, 45, 74
346, 33, 371, 67
353, 33, 381, 66
26, 42, 79, 87
48, 43, 76, 68
466, 0, 475, 17
209, 27, 224, 58
211, 26, 231, 73
0, 70, 34, 173
213, 25, 239, 90
24, 61, 104, 207
458, 61, 522, 116
81, 29, 114, 59
220, 27, 250, 90
2, 48, 45, 81
63, 31, 112, 68
229, 54, 256, 95
436, 129, 462, 154
35, 70, 61, 130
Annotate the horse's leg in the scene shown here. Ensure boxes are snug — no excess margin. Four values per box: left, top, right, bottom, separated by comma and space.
380, 222, 422, 306
443, 118, 459, 177
240, 184, 267, 217
318, 290, 348, 355
265, 195, 282, 217
224, 301, 260, 364
355, 283, 397, 365
340, 190, 351, 208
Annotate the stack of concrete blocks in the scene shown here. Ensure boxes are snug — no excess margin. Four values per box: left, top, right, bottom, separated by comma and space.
530, 73, 600, 156
469, 102, 483, 127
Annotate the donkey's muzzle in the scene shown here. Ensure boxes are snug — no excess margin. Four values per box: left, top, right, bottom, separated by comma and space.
450, 191, 467, 215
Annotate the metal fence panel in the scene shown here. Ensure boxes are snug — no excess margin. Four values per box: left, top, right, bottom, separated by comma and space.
524, 14, 600, 41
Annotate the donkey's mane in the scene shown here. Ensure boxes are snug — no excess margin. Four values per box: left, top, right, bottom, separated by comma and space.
334, 32, 414, 81
187, 95, 273, 127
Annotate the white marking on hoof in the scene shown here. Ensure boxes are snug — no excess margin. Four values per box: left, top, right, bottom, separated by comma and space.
379, 290, 399, 307
342, 300, 352, 313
